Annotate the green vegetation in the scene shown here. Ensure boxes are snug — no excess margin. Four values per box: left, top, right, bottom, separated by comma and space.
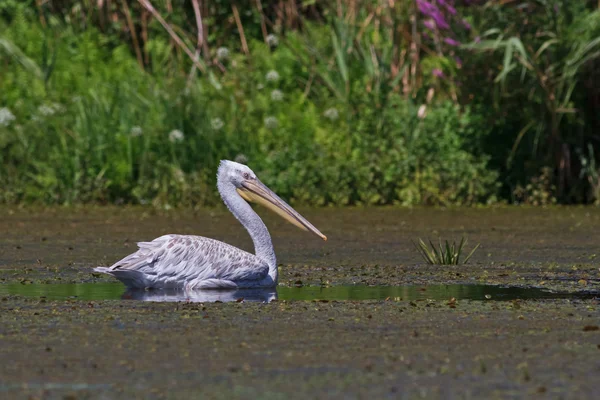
412, 237, 480, 265
0, 1, 599, 207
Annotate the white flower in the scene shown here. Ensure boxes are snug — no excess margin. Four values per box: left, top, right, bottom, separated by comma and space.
265, 70, 280, 82
417, 104, 427, 119
38, 105, 56, 117
211, 118, 224, 131
52, 103, 66, 113
168, 129, 184, 143
0, 107, 16, 127
36, 103, 65, 118
172, 167, 185, 183
323, 107, 339, 121
234, 154, 248, 164
266, 34, 279, 47
270, 89, 283, 101
264, 116, 278, 130
217, 47, 230, 61
130, 126, 143, 137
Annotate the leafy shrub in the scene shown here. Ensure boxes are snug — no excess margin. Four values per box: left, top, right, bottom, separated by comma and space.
0, 2, 501, 206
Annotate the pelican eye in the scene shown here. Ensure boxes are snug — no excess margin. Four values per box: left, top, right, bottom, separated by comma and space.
243, 172, 250, 179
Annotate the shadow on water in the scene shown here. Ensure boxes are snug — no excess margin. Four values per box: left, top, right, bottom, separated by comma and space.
0, 282, 597, 303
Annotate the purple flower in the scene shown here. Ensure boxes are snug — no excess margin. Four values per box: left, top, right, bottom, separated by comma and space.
431, 10, 450, 29
417, 0, 436, 15
444, 37, 460, 46
432, 68, 444, 78
444, 4, 457, 15
418, 0, 469, 39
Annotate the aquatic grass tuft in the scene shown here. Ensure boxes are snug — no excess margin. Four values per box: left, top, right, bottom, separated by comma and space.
412, 237, 480, 265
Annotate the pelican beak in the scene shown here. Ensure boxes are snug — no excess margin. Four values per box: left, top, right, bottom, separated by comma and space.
237, 180, 327, 241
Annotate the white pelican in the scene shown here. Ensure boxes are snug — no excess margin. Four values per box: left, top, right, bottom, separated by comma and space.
94, 160, 327, 290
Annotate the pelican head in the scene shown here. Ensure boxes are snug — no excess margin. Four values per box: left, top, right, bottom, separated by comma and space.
218, 160, 327, 241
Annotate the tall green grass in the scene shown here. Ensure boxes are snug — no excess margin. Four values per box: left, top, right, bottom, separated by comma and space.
0, 4, 499, 207
461, 2, 600, 203
2, 1, 599, 207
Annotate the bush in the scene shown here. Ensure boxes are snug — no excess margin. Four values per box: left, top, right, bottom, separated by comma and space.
0, 2, 532, 207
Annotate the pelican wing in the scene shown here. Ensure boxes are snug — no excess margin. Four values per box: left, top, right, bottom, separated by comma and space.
108, 234, 269, 287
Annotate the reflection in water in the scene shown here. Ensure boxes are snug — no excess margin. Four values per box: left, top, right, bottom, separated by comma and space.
122, 288, 277, 303
0, 282, 596, 303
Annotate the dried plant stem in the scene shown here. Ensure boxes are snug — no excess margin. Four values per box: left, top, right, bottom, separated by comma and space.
285, 0, 299, 29
141, 8, 149, 65
254, 0, 269, 44
186, 0, 210, 87
120, 0, 144, 68
190, 0, 209, 61
35, 0, 47, 27
410, 12, 419, 96
232, 4, 249, 55
275, 0, 284, 29
137, 0, 207, 74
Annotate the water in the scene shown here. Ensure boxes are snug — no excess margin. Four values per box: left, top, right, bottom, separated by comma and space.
0, 282, 596, 303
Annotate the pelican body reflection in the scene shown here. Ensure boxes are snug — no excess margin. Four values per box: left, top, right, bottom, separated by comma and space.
122, 287, 278, 303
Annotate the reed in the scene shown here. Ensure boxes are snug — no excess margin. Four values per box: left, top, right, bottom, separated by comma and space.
413, 237, 480, 265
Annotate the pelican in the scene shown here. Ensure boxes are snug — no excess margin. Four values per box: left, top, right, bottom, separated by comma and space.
94, 160, 327, 290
